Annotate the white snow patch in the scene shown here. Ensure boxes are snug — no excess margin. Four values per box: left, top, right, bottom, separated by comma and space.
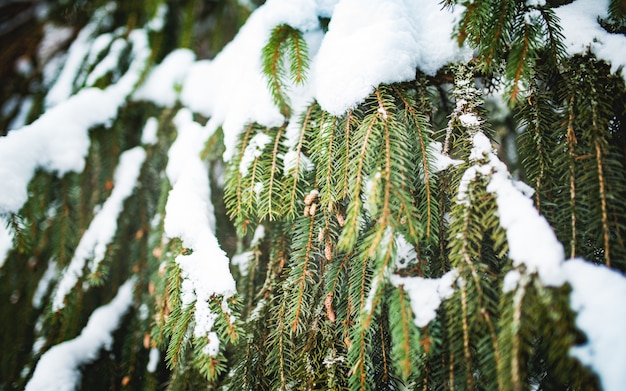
283, 149, 314, 177
85, 37, 127, 86
429, 141, 463, 173
45, 3, 117, 108
251, 224, 266, 246
134, 49, 196, 107
26, 279, 135, 391
141, 117, 159, 145
37, 23, 74, 65
180, 0, 323, 161
164, 109, 236, 353
239, 132, 272, 176
0, 29, 150, 215
52, 147, 146, 311
459, 112, 481, 127
459, 132, 565, 287
147, 347, 160, 373
556, 0, 626, 81
314, 0, 470, 115
8, 96, 34, 130
502, 269, 521, 293
32, 260, 59, 308
394, 233, 417, 270
232, 251, 254, 276
563, 259, 626, 391
390, 270, 458, 327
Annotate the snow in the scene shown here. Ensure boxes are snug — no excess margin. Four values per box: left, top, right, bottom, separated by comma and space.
147, 348, 160, 373
283, 149, 314, 177
85, 37, 127, 86
179, 0, 469, 159
429, 141, 463, 173
502, 269, 521, 293
147, 4, 168, 32
37, 23, 73, 65
232, 251, 254, 276
45, 3, 117, 108
459, 132, 565, 287
32, 260, 58, 309
133, 49, 196, 107
52, 147, 146, 311
3, 0, 626, 386
251, 224, 266, 245
26, 279, 135, 391
556, 0, 626, 81
239, 132, 272, 176
563, 259, 626, 391
141, 117, 159, 145
453, 129, 626, 388
459, 113, 481, 128
0, 29, 151, 215
525, 0, 546, 6
163, 109, 236, 354
394, 233, 417, 270
313, 0, 470, 115
8, 96, 34, 130
390, 270, 457, 327
181, 0, 323, 161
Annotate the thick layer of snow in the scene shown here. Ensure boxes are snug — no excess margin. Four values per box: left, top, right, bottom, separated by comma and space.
563, 259, 626, 391
52, 147, 146, 311
314, 0, 470, 115
181, 0, 323, 161
26, 279, 135, 391
133, 49, 196, 107
3, 1, 626, 388
458, 132, 565, 287
458, 132, 626, 389
0, 30, 151, 215
556, 0, 626, 81
163, 109, 236, 351
180, 0, 468, 159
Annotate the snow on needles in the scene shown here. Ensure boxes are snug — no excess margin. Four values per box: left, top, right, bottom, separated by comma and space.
390, 271, 457, 327
163, 109, 236, 349
461, 131, 626, 389
314, 0, 470, 115
556, 0, 626, 82
460, 132, 565, 287
180, 0, 469, 159
0, 29, 151, 215
26, 279, 135, 391
52, 147, 146, 311
181, 0, 323, 161
563, 259, 626, 391
133, 49, 196, 107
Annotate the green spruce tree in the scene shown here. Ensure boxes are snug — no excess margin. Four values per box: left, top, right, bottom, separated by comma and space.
1, 0, 625, 390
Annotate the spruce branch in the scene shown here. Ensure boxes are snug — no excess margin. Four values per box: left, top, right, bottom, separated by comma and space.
262, 24, 310, 117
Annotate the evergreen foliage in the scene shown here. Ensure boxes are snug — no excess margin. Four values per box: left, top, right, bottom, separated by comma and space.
1, 1, 625, 390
